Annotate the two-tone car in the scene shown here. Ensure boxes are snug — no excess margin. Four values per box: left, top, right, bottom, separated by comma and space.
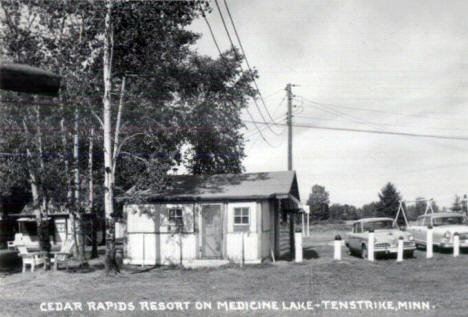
345, 217, 416, 259
407, 212, 468, 250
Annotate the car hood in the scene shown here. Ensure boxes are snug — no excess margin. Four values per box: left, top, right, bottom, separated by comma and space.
373, 230, 412, 242
432, 225, 468, 234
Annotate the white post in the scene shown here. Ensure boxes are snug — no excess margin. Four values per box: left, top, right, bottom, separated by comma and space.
397, 236, 404, 262
334, 235, 342, 260
307, 213, 310, 237
368, 231, 375, 262
454, 232, 459, 257
295, 232, 303, 263
426, 226, 433, 259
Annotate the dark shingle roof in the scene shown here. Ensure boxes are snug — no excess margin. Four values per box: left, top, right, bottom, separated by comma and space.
121, 171, 299, 203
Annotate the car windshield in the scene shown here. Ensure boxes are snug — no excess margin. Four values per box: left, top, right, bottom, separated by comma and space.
432, 216, 465, 226
362, 220, 394, 231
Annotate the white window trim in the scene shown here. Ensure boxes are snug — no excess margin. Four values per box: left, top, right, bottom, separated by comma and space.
234, 207, 250, 226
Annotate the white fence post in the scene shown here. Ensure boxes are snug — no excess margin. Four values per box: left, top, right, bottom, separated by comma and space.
454, 232, 460, 257
334, 235, 342, 261
295, 232, 303, 263
397, 236, 404, 262
426, 226, 433, 259
368, 231, 375, 262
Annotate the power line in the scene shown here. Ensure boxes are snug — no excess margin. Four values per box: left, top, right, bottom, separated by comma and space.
223, 0, 283, 127
271, 95, 286, 117
301, 97, 384, 129
262, 88, 284, 99
201, 9, 278, 147
213, 0, 283, 136
243, 120, 468, 142
300, 97, 468, 133
244, 113, 287, 138
300, 96, 467, 121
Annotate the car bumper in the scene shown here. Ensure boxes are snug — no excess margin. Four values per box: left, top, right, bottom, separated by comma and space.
374, 246, 416, 254
438, 241, 468, 249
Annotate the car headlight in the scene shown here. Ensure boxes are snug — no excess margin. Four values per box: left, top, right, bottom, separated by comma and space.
444, 231, 451, 240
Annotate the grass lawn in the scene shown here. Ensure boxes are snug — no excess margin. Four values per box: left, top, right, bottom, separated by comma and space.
1, 224, 468, 317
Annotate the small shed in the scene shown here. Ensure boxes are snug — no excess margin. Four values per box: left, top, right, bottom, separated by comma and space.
120, 171, 301, 266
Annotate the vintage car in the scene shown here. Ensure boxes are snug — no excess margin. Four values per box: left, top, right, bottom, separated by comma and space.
407, 212, 468, 249
345, 217, 416, 258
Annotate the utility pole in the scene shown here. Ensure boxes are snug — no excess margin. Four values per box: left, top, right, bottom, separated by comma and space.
286, 83, 294, 171
286, 83, 295, 259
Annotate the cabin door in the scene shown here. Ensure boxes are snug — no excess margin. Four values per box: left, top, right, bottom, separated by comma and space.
201, 204, 223, 258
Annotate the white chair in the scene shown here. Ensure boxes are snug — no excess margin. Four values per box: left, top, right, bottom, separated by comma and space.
16, 245, 46, 272
52, 238, 75, 270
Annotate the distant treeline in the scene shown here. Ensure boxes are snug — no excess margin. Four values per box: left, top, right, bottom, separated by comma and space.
306, 183, 467, 222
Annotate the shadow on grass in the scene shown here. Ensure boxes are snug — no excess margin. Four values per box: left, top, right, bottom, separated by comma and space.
124, 264, 162, 274
303, 247, 319, 259
278, 247, 320, 261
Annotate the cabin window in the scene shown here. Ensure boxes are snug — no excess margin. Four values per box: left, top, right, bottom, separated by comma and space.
168, 208, 184, 231
233, 207, 250, 232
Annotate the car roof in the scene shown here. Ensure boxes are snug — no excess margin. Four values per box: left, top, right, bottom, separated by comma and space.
352, 217, 393, 224
417, 212, 465, 219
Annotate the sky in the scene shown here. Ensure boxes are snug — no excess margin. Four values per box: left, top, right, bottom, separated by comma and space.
188, 0, 468, 208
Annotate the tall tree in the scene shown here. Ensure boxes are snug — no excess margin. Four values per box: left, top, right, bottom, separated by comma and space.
452, 195, 462, 212
377, 182, 402, 218
306, 185, 330, 220
462, 195, 468, 215
1, 0, 256, 271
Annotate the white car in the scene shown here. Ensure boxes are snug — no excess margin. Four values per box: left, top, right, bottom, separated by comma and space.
345, 217, 416, 258
407, 212, 468, 249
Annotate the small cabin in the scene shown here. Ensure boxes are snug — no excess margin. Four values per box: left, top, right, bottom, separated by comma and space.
120, 171, 301, 266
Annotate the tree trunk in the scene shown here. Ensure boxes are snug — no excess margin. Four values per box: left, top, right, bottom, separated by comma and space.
74, 105, 87, 262
60, 101, 73, 204
103, 0, 114, 223
103, 0, 118, 274
89, 129, 98, 259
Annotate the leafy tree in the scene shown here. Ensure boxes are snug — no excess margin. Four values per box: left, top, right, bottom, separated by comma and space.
329, 203, 358, 220
358, 201, 379, 218
0, 0, 105, 262
452, 195, 462, 212
1, 0, 256, 272
377, 182, 402, 218
462, 195, 468, 215
406, 197, 427, 220
306, 185, 330, 220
